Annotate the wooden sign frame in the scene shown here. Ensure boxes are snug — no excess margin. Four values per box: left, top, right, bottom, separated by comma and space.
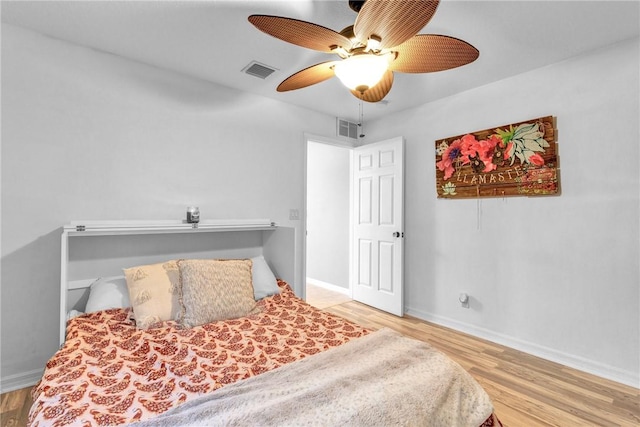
435, 116, 559, 199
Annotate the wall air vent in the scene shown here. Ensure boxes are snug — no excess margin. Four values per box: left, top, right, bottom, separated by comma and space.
337, 118, 359, 140
242, 61, 277, 79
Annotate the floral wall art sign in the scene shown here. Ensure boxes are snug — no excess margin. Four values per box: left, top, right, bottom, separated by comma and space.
435, 116, 559, 199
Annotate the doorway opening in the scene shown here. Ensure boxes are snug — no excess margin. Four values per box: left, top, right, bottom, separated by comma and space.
305, 138, 353, 309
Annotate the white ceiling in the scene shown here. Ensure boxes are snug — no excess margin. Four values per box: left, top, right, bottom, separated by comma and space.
2, 0, 639, 121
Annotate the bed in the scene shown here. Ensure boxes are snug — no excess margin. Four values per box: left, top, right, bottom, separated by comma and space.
28, 221, 501, 426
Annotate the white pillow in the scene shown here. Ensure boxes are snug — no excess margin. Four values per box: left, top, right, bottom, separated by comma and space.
66, 309, 84, 320
85, 277, 131, 313
251, 256, 280, 300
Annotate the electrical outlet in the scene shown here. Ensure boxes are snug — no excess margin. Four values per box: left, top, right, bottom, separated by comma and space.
289, 209, 300, 220
459, 293, 470, 308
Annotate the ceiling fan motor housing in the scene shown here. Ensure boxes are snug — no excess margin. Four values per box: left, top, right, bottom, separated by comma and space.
349, 1, 366, 13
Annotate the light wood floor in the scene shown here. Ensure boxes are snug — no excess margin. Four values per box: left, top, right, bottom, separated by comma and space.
2, 285, 638, 427
305, 282, 352, 309
308, 285, 639, 427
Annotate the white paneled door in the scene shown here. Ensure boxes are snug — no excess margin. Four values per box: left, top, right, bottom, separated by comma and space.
352, 137, 404, 316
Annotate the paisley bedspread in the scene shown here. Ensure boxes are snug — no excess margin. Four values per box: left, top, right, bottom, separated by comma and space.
28, 281, 369, 426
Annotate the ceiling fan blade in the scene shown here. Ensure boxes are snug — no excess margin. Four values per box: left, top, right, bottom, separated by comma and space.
354, 0, 440, 49
389, 34, 479, 73
249, 15, 352, 53
351, 70, 394, 102
277, 61, 339, 92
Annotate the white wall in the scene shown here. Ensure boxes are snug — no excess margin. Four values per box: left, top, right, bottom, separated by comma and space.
306, 141, 351, 289
0, 24, 337, 390
2, 22, 638, 391
365, 37, 640, 387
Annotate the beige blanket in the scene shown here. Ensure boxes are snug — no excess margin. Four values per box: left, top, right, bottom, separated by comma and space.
133, 328, 494, 427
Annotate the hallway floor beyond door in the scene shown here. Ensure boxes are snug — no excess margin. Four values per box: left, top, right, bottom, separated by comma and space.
305, 284, 351, 309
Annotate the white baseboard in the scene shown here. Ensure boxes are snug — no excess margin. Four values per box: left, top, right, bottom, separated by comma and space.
0, 368, 43, 393
306, 277, 351, 296
405, 306, 640, 389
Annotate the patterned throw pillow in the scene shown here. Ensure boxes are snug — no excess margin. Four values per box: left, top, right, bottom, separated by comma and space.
123, 260, 181, 329
178, 259, 257, 328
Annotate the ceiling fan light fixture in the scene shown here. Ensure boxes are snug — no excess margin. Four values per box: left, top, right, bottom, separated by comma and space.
333, 53, 390, 92
330, 44, 350, 58
365, 34, 382, 52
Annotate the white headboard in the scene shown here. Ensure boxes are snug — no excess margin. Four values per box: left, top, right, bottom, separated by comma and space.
60, 219, 295, 345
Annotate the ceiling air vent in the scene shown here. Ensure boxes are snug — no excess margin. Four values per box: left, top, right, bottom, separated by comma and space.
337, 118, 359, 140
242, 61, 277, 79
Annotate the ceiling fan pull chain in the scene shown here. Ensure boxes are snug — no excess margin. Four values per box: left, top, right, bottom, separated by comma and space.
358, 98, 365, 139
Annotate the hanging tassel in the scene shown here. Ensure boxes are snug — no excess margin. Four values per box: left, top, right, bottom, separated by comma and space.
476, 186, 482, 231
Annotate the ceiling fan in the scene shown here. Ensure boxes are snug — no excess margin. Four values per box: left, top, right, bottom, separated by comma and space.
248, 0, 479, 103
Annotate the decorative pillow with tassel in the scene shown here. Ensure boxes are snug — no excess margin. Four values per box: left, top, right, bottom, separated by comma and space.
123, 260, 181, 329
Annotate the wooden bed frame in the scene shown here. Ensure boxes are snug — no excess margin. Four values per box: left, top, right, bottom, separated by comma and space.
59, 219, 296, 345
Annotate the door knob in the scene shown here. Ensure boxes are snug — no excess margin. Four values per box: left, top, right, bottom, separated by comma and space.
393, 231, 401, 238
